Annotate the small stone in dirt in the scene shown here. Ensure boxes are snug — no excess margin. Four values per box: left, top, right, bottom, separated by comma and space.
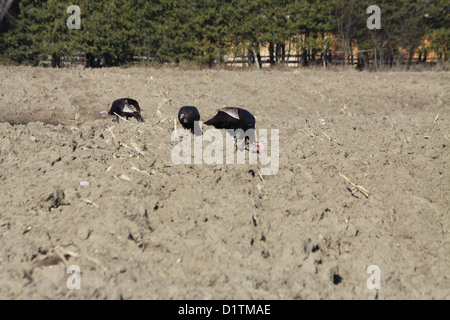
77, 226, 92, 240
80, 181, 90, 187
332, 274, 343, 285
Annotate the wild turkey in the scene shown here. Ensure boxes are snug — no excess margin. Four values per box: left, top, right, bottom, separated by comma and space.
204, 107, 265, 153
99, 98, 144, 122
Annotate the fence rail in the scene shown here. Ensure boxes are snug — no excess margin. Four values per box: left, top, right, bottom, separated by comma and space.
223, 53, 443, 68
38, 51, 444, 69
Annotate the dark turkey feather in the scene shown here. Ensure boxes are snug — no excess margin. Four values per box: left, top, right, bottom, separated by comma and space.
204, 107, 256, 143
109, 98, 144, 122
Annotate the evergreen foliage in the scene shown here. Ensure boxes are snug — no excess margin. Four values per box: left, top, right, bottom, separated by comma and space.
0, 0, 448, 67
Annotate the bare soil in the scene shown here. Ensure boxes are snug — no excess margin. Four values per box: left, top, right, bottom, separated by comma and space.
0, 65, 448, 299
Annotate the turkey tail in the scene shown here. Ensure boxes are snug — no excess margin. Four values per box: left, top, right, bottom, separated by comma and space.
204, 112, 232, 128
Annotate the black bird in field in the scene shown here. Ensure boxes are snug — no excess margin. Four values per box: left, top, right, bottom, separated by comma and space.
178, 106, 201, 135
204, 107, 266, 153
99, 98, 144, 122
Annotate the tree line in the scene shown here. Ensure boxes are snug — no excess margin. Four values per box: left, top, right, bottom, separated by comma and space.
0, 0, 448, 69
